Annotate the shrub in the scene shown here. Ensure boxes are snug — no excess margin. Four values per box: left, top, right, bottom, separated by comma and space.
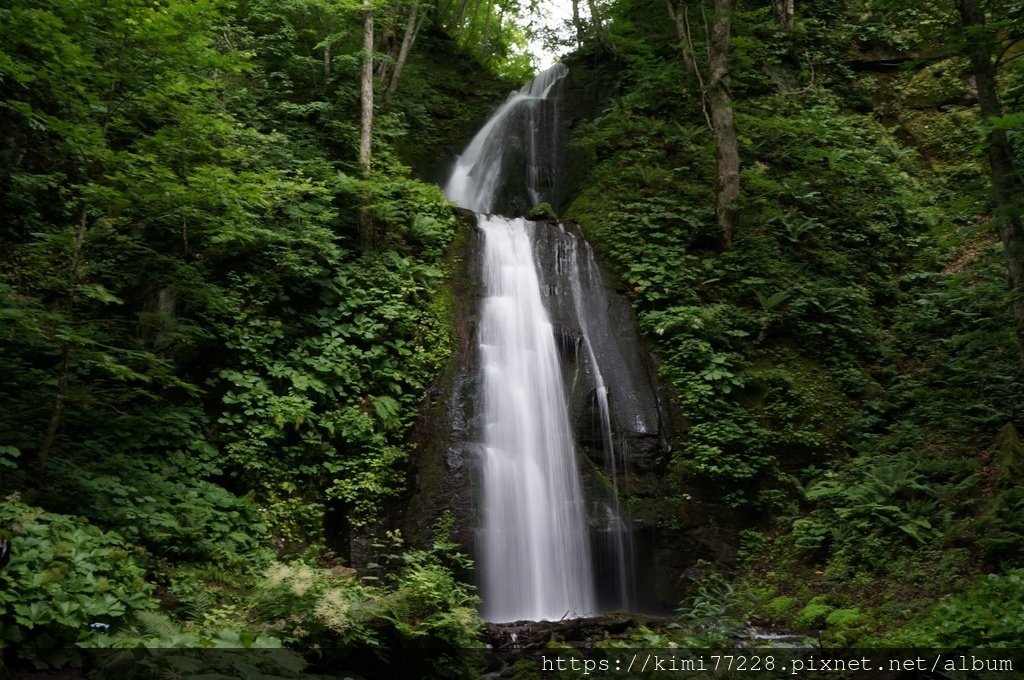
791, 597, 835, 629
0, 496, 158, 660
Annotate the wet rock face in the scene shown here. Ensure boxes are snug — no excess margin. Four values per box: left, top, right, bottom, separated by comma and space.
398, 217, 481, 562
531, 220, 669, 449
576, 388, 607, 449
554, 325, 583, 366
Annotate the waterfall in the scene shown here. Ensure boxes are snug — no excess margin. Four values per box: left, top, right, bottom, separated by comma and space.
563, 237, 637, 610
444, 64, 643, 622
446, 63, 566, 215
475, 214, 595, 622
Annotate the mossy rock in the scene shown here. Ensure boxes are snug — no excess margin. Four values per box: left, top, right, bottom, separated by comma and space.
822, 608, 868, 645
899, 59, 970, 110
826, 607, 865, 629
792, 602, 834, 629
526, 202, 557, 220
808, 593, 846, 607
765, 595, 798, 618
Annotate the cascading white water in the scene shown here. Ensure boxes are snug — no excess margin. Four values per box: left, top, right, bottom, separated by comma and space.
446, 63, 566, 214
444, 64, 598, 622
476, 214, 596, 622
563, 236, 636, 609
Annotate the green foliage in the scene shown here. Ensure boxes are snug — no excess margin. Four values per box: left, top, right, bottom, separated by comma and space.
526, 202, 557, 220
791, 598, 834, 629
251, 560, 380, 648
0, 0, 477, 669
2, 0, 1023, 663
790, 456, 981, 574
792, 517, 831, 559
435, 0, 536, 79
368, 519, 482, 651
0, 0, 464, 538
566, 67, 924, 506
0, 496, 158, 657
672, 571, 751, 646
877, 570, 1024, 647
249, 527, 481, 676
565, 0, 1024, 649
213, 242, 454, 532
974, 490, 1024, 567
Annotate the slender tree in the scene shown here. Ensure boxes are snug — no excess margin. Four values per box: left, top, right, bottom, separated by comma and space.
708, 0, 739, 248
359, 0, 376, 248
668, 0, 740, 249
769, 0, 794, 31
958, 0, 1024, 365
386, 1, 426, 97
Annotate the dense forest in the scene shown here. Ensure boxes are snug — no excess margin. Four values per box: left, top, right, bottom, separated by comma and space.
1, 0, 1023, 677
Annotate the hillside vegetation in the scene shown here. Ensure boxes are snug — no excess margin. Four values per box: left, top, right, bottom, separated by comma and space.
560, 0, 1024, 648
1, 0, 1022, 675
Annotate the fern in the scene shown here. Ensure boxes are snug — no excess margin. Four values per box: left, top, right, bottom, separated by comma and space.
134, 611, 183, 640
992, 422, 1024, 487
180, 589, 215, 623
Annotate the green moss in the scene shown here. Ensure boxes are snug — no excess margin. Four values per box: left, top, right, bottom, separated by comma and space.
526, 202, 557, 220
792, 601, 835, 629
765, 595, 798, 618
826, 607, 865, 628
822, 607, 869, 645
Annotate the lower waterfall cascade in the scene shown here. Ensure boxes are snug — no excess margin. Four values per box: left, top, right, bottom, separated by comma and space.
475, 214, 596, 622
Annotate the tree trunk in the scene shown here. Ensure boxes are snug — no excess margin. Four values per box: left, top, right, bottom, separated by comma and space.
376, 17, 394, 81
770, 0, 794, 31
586, 0, 613, 52
387, 3, 423, 97
572, 0, 586, 45
324, 39, 332, 79
667, 0, 711, 129
37, 204, 89, 477
667, 0, 737, 245
359, 0, 376, 249
360, 2, 375, 173
708, 0, 739, 249
960, 0, 1024, 366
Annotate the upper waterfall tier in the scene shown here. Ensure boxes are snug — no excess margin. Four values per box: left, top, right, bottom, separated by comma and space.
445, 63, 568, 214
